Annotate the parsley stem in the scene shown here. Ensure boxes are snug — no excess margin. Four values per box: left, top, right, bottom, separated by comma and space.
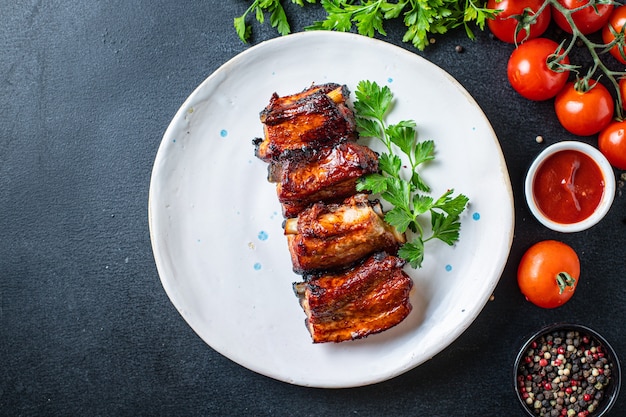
379, 119, 394, 155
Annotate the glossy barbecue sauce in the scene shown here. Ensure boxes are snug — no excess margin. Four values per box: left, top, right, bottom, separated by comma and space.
533, 149, 605, 224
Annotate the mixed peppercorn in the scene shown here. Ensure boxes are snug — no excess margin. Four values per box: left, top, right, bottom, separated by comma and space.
516, 327, 617, 417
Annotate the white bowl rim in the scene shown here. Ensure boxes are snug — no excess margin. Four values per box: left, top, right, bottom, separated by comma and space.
524, 141, 616, 233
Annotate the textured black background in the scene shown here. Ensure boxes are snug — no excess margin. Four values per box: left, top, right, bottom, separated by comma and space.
2, 1, 625, 416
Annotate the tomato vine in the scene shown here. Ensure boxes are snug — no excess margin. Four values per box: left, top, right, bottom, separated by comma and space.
514, 0, 626, 120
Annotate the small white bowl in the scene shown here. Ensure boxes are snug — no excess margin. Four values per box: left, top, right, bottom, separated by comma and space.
525, 141, 616, 233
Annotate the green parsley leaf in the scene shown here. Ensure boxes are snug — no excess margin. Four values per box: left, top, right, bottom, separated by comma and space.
234, 0, 314, 43
305, 0, 353, 32
430, 210, 462, 246
384, 206, 414, 234
354, 80, 393, 121
433, 190, 470, 217
352, 2, 387, 38
398, 239, 425, 269
381, 176, 411, 210
355, 117, 383, 139
356, 172, 388, 194
269, 3, 291, 35
234, 16, 251, 42
412, 194, 434, 216
413, 140, 435, 167
386, 121, 417, 157
378, 152, 402, 177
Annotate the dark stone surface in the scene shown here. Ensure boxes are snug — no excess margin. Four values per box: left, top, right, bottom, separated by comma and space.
2, 2, 624, 416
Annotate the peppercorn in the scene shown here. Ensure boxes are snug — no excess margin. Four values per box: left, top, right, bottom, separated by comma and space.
516, 328, 616, 416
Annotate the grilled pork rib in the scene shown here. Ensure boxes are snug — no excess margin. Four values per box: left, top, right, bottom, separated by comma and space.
284, 194, 405, 274
293, 252, 413, 343
254, 83, 356, 162
271, 142, 379, 218
254, 83, 415, 343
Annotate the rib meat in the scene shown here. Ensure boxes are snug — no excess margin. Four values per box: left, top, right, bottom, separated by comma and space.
293, 252, 413, 343
253, 82, 416, 343
253, 83, 356, 162
271, 142, 379, 218
284, 194, 405, 274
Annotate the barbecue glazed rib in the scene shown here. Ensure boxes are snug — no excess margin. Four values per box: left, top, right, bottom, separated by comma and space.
253, 82, 416, 343
253, 83, 356, 162
293, 252, 413, 343
271, 142, 379, 218
284, 194, 405, 274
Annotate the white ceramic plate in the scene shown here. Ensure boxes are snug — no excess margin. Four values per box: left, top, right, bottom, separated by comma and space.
149, 31, 514, 388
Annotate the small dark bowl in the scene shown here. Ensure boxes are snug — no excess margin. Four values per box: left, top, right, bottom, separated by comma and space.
514, 323, 621, 417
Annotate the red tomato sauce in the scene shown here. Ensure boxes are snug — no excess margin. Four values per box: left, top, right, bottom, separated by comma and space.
533, 149, 605, 224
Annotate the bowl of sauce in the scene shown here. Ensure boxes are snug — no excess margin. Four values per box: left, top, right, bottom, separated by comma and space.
525, 141, 616, 233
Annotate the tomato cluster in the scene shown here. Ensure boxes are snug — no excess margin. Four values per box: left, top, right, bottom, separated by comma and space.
489, 1, 626, 309
490, 0, 626, 170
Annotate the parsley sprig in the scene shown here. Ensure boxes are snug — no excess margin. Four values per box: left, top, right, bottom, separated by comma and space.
234, 1, 498, 50
354, 80, 469, 268
234, 0, 316, 43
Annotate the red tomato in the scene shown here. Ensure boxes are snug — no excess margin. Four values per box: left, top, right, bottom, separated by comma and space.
552, 0, 614, 34
598, 120, 626, 169
487, 0, 551, 43
517, 240, 580, 309
554, 81, 614, 136
507, 38, 570, 101
602, 5, 626, 65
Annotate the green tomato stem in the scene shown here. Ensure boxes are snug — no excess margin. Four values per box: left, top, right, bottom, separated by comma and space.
556, 271, 577, 294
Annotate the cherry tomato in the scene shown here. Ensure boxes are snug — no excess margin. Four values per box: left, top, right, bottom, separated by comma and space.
517, 240, 580, 309
598, 120, 626, 169
554, 81, 614, 136
487, 0, 551, 44
552, 0, 613, 34
507, 38, 570, 101
602, 5, 626, 65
